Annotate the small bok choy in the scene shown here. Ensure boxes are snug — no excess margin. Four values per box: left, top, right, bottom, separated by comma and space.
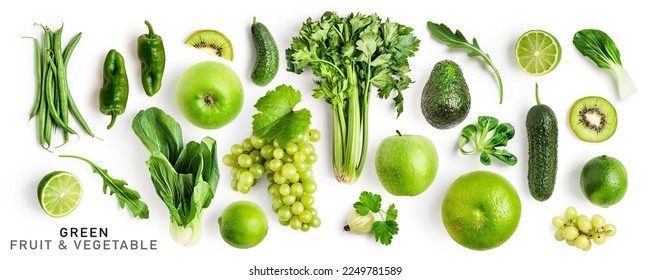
573, 29, 637, 99
132, 107, 219, 246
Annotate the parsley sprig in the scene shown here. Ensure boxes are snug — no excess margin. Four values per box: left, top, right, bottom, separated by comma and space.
353, 191, 399, 245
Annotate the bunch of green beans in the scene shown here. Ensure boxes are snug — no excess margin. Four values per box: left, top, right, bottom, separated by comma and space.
26, 23, 95, 149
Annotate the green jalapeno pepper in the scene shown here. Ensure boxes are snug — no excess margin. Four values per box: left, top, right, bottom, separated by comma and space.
137, 20, 165, 96
99, 49, 128, 129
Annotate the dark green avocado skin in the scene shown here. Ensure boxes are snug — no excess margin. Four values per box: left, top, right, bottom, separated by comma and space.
421, 60, 471, 129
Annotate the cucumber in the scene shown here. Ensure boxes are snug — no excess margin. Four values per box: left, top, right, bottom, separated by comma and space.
526, 84, 558, 201
251, 17, 279, 86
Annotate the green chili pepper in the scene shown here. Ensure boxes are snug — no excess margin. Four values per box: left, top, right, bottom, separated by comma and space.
137, 20, 165, 96
99, 49, 129, 129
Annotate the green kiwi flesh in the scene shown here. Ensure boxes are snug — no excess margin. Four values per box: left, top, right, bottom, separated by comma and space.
185, 30, 234, 61
569, 96, 617, 142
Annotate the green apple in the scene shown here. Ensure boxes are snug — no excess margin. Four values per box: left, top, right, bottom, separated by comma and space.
176, 61, 244, 129
375, 131, 438, 196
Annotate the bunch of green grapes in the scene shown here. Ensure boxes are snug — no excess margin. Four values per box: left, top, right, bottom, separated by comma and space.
222, 129, 322, 231
552, 206, 616, 251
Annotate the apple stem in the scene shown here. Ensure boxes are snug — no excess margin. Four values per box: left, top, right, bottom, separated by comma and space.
395, 130, 402, 136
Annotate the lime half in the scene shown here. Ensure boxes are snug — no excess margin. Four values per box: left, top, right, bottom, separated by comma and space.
37, 171, 83, 217
515, 30, 561, 76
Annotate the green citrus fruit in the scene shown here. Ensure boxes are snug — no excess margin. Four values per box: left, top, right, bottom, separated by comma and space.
218, 201, 268, 249
580, 155, 627, 207
441, 171, 521, 250
515, 30, 562, 76
37, 171, 83, 218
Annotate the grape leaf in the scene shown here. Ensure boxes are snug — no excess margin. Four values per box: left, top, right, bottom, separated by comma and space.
252, 85, 311, 148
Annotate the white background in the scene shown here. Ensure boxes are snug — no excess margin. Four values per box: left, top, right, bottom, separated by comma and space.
2, 0, 648, 279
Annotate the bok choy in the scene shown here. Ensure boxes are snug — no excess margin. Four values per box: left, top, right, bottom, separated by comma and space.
132, 107, 219, 246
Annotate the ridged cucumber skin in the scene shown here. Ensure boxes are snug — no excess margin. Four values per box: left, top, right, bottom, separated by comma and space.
251, 19, 279, 86
526, 104, 558, 201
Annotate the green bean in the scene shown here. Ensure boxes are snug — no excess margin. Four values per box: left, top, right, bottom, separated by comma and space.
62, 32, 81, 65
67, 91, 94, 137
42, 99, 52, 150
53, 27, 70, 142
44, 59, 77, 135
25, 37, 42, 121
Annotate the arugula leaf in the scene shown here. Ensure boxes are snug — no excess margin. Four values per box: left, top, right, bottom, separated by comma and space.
426, 22, 504, 104
60, 155, 149, 219
351, 191, 399, 245
372, 220, 399, 245
458, 116, 517, 166
353, 191, 381, 215
252, 85, 312, 148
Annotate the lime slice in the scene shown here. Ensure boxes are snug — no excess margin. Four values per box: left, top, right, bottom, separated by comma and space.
37, 171, 82, 217
515, 30, 561, 76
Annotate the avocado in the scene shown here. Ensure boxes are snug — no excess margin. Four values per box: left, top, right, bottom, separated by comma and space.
421, 60, 471, 129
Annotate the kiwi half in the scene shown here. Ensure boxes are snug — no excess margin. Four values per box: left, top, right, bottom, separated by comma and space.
569, 96, 617, 142
185, 30, 234, 61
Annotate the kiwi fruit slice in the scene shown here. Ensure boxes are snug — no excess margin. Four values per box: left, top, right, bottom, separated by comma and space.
185, 30, 234, 60
569, 96, 617, 142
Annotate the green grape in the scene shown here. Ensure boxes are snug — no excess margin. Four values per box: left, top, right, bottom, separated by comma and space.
293, 152, 306, 163
603, 224, 616, 237
266, 173, 274, 183
230, 178, 239, 191
279, 218, 290, 226
306, 153, 318, 165
271, 197, 284, 212
299, 169, 313, 180
249, 164, 265, 179
231, 166, 240, 177
302, 180, 317, 194
576, 215, 593, 233
565, 206, 578, 221
290, 215, 302, 230
307, 207, 317, 217
574, 234, 590, 250
593, 234, 606, 245
268, 184, 280, 197
237, 154, 253, 168
285, 142, 298, 155
250, 150, 263, 164
290, 183, 303, 196
309, 129, 321, 142
301, 194, 314, 207
291, 202, 304, 215
269, 159, 283, 172
299, 211, 312, 223
309, 216, 321, 228
294, 161, 308, 173
282, 195, 296, 205
251, 135, 266, 149
235, 168, 245, 179
272, 139, 280, 148
273, 148, 285, 159
278, 206, 292, 222
281, 163, 297, 179
582, 240, 592, 251
297, 141, 311, 154
222, 154, 237, 167
563, 226, 579, 240
260, 145, 274, 159
242, 138, 253, 152
300, 223, 310, 232
554, 228, 565, 241
281, 153, 294, 164
273, 172, 287, 184
552, 216, 567, 228
239, 171, 254, 187
263, 160, 272, 172
288, 175, 300, 183
279, 183, 291, 196
566, 239, 575, 246
591, 214, 606, 229
230, 144, 244, 156
237, 182, 251, 194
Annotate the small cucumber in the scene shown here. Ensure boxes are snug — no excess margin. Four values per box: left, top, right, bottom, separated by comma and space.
526, 84, 558, 201
251, 17, 279, 86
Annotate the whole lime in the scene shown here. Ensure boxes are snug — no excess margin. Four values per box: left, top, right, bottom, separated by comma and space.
218, 201, 268, 249
580, 155, 627, 208
441, 171, 521, 250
